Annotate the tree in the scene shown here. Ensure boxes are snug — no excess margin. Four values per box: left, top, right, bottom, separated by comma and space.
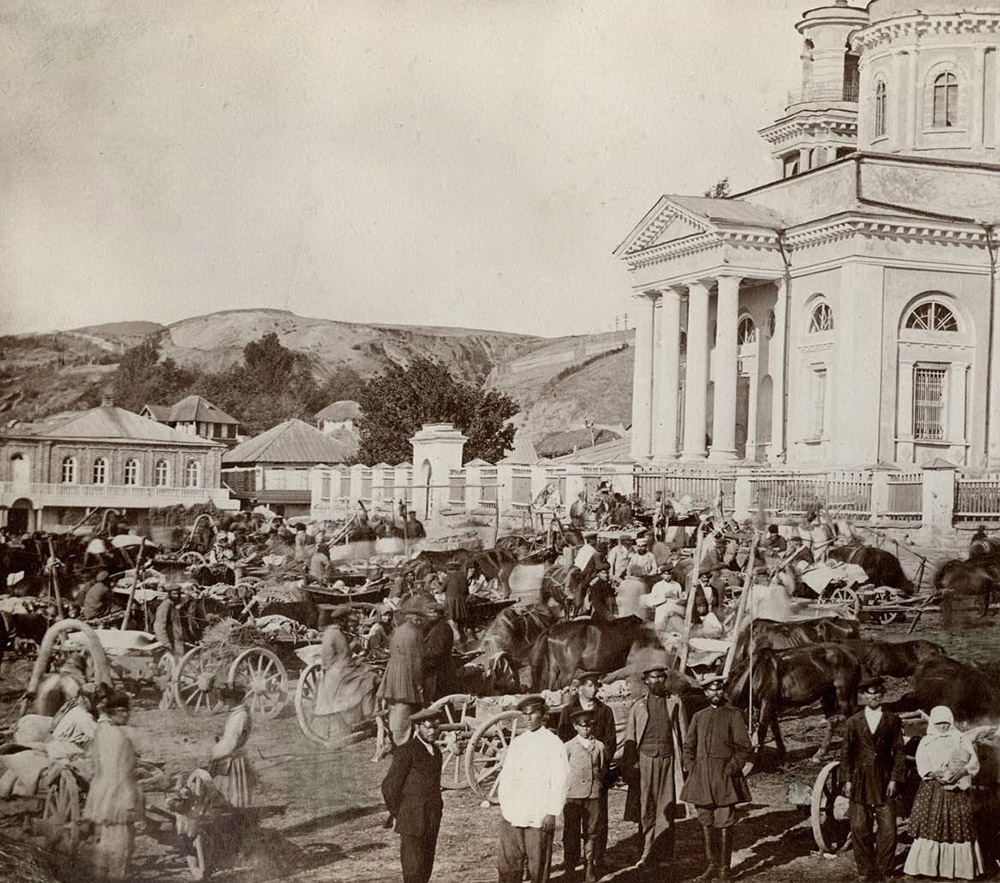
703, 177, 731, 199
110, 336, 194, 410
357, 358, 518, 465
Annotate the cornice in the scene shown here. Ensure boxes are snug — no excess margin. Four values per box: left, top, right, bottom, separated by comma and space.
760, 116, 859, 146
853, 13, 1000, 53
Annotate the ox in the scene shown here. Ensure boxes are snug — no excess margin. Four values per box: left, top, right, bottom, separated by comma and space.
839, 639, 944, 678
728, 643, 861, 764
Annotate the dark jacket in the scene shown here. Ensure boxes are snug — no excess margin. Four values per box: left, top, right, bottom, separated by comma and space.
680, 703, 752, 807
381, 737, 444, 837
443, 570, 470, 625
557, 696, 617, 763
422, 618, 455, 701
839, 709, 907, 805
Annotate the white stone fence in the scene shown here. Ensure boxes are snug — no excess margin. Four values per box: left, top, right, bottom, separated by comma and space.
309, 460, 1000, 539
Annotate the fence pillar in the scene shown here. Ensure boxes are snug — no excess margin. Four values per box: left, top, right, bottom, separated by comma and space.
496, 465, 515, 522
919, 462, 956, 541
733, 471, 753, 521
410, 423, 468, 526
870, 471, 890, 522
465, 463, 484, 512
349, 464, 366, 507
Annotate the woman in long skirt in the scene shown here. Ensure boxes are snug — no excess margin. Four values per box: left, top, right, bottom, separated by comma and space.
904, 705, 983, 880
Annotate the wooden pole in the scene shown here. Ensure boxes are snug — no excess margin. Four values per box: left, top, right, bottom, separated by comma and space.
723, 533, 758, 679
45, 538, 64, 619
121, 540, 147, 630
677, 527, 704, 673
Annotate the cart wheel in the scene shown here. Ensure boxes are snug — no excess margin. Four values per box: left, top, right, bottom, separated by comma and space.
427, 694, 476, 790
155, 651, 178, 709
228, 648, 288, 719
186, 831, 212, 881
295, 662, 340, 746
179, 551, 207, 566
465, 710, 522, 804
43, 768, 81, 853
828, 586, 861, 616
811, 760, 851, 854
174, 647, 225, 714
866, 588, 902, 625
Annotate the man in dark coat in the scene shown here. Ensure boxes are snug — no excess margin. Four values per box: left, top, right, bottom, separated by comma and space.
839, 677, 906, 883
381, 706, 444, 883
680, 674, 753, 882
443, 559, 470, 640
422, 602, 454, 701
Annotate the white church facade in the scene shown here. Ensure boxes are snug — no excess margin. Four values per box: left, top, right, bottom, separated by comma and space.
618, 0, 1000, 469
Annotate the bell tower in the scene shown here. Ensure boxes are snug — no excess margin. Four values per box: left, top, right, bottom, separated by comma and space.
758, 1, 868, 178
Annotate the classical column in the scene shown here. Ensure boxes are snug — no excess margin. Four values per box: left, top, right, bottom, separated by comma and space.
746, 358, 759, 462
768, 278, 788, 464
710, 275, 741, 462
629, 291, 658, 461
948, 363, 969, 463
989, 259, 1000, 466
682, 281, 710, 459
653, 288, 681, 460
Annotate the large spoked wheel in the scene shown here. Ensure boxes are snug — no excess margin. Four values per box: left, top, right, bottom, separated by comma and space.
867, 588, 902, 625
811, 760, 851, 854
43, 768, 81, 854
826, 586, 861, 617
174, 647, 225, 715
295, 662, 342, 746
228, 648, 288, 719
178, 551, 207, 566
427, 694, 476, 790
465, 710, 522, 804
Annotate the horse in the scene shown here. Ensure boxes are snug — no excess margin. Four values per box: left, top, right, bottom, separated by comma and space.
528, 616, 665, 691
839, 638, 943, 677
728, 642, 861, 764
934, 557, 1000, 619
475, 604, 558, 685
897, 655, 1000, 725
731, 615, 859, 665
827, 544, 913, 593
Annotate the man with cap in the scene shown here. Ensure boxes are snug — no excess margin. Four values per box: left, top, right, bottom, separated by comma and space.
497, 694, 569, 883
626, 536, 658, 580
585, 562, 614, 622
376, 598, 426, 744
622, 652, 686, 868
381, 706, 444, 883
558, 672, 617, 876
153, 585, 186, 658
681, 674, 753, 883
443, 559, 471, 641
840, 677, 906, 883
562, 708, 608, 882
422, 601, 454, 702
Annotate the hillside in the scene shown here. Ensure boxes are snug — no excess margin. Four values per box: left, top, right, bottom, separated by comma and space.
0, 310, 636, 443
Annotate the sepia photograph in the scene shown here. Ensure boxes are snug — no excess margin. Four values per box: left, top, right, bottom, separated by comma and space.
2, 0, 1000, 881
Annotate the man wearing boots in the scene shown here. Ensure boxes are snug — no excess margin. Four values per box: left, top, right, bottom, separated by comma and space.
839, 677, 906, 883
680, 674, 753, 882
562, 709, 607, 882
622, 655, 686, 869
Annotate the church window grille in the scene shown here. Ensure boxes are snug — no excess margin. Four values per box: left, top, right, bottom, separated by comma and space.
808, 302, 834, 333
905, 301, 957, 333
913, 367, 946, 441
932, 73, 958, 128
737, 316, 757, 345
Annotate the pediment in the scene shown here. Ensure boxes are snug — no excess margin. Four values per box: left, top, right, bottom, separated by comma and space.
648, 213, 709, 248
614, 196, 715, 258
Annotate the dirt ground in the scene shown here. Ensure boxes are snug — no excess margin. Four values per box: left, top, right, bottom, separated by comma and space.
3, 541, 999, 883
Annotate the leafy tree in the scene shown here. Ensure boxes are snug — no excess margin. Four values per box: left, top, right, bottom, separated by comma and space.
357, 358, 518, 465
703, 177, 731, 199
110, 337, 194, 410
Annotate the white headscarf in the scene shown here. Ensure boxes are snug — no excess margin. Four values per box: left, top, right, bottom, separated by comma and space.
916, 705, 979, 788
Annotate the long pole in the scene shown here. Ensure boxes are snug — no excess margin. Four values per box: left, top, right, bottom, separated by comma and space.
678, 527, 704, 673
45, 538, 64, 619
724, 533, 757, 679
121, 540, 147, 630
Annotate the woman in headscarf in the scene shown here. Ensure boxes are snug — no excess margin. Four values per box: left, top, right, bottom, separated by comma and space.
904, 705, 983, 880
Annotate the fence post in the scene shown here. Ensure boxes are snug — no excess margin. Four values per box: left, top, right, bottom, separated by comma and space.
496, 464, 515, 524
733, 470, 752, 521
465, 462, 483, 512
919, 461, 957, 542
870, 471, 890, 522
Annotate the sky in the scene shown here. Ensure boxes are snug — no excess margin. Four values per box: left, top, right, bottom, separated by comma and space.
1, 0, 805, 339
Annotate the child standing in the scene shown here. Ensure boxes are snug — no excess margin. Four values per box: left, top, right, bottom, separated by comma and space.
563, 709, 607, 883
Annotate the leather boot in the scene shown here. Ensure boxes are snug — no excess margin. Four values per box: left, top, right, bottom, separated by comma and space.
693, 827, 718, 883
584, 861, 596, 883
718, 828, 733, 882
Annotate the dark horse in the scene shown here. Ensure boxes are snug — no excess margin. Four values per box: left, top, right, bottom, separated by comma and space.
728, 642, 860, 764
934, 555, 1000, 619
529, 616, 664, 690
827, 544, 913, 593
894, 655, 1000, 725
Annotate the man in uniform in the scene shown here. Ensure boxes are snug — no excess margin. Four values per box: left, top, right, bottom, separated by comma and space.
622, 654, 685, 868
497, 695, 569, 883
840, 677, 906, 883
381, 706, 444, 883
681, 674, 753, 882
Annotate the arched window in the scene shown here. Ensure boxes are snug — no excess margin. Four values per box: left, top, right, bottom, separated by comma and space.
154, 459, 169, 487
184, 460, 201, 488
92, 457, 108, 484
124, 459, 139, 486
905, 300, 957, 332
874, 80, 887, 137
933, 72, 958, 128
61, 457, 77, 484
808, 301, 834, 333
737, 316, 757, 345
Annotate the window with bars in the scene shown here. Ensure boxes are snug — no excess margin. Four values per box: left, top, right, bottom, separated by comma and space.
913, 367, 946, 440
808, 301, 834, 333
932, 72, 958, 128
874, 80, 887, 136
737, 316, 757, 345
809, 368, 827, 437
92, 458, 108, 485
905, 300, 957, 332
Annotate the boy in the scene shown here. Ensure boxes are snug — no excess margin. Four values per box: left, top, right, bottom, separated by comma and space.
563, 709, 607, 883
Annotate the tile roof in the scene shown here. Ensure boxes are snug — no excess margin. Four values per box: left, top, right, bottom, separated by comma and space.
4, 405, 220, 446
552, 434, 635, 464
536, 428, 621, 458
141, 404, 172, 421
499, 435, 540, 465
223, 418, 354, 465
168, 395, 239, 425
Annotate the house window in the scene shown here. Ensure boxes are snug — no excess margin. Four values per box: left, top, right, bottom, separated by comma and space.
905, 300, 957, 332
932, 72, 958, 128
124, 459, 139, 486
154, 459, 169, 487
61, 457, 77, 484
92, 458, 108, 485
913, 366, 946, 440
737, 316, 757, 345
184, 460, 201, 488
809, 368, 827, 437
808, 301, 834, 333
874, 80, 887, 137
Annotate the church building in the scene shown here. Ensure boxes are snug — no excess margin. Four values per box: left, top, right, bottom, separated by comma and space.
617, 0, 1000, 468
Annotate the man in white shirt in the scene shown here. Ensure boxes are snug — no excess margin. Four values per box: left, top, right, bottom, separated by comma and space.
626, 536, 659, 579
640, 567, 686, 633
497, 694, 570, 883
606, 537, 632, 583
